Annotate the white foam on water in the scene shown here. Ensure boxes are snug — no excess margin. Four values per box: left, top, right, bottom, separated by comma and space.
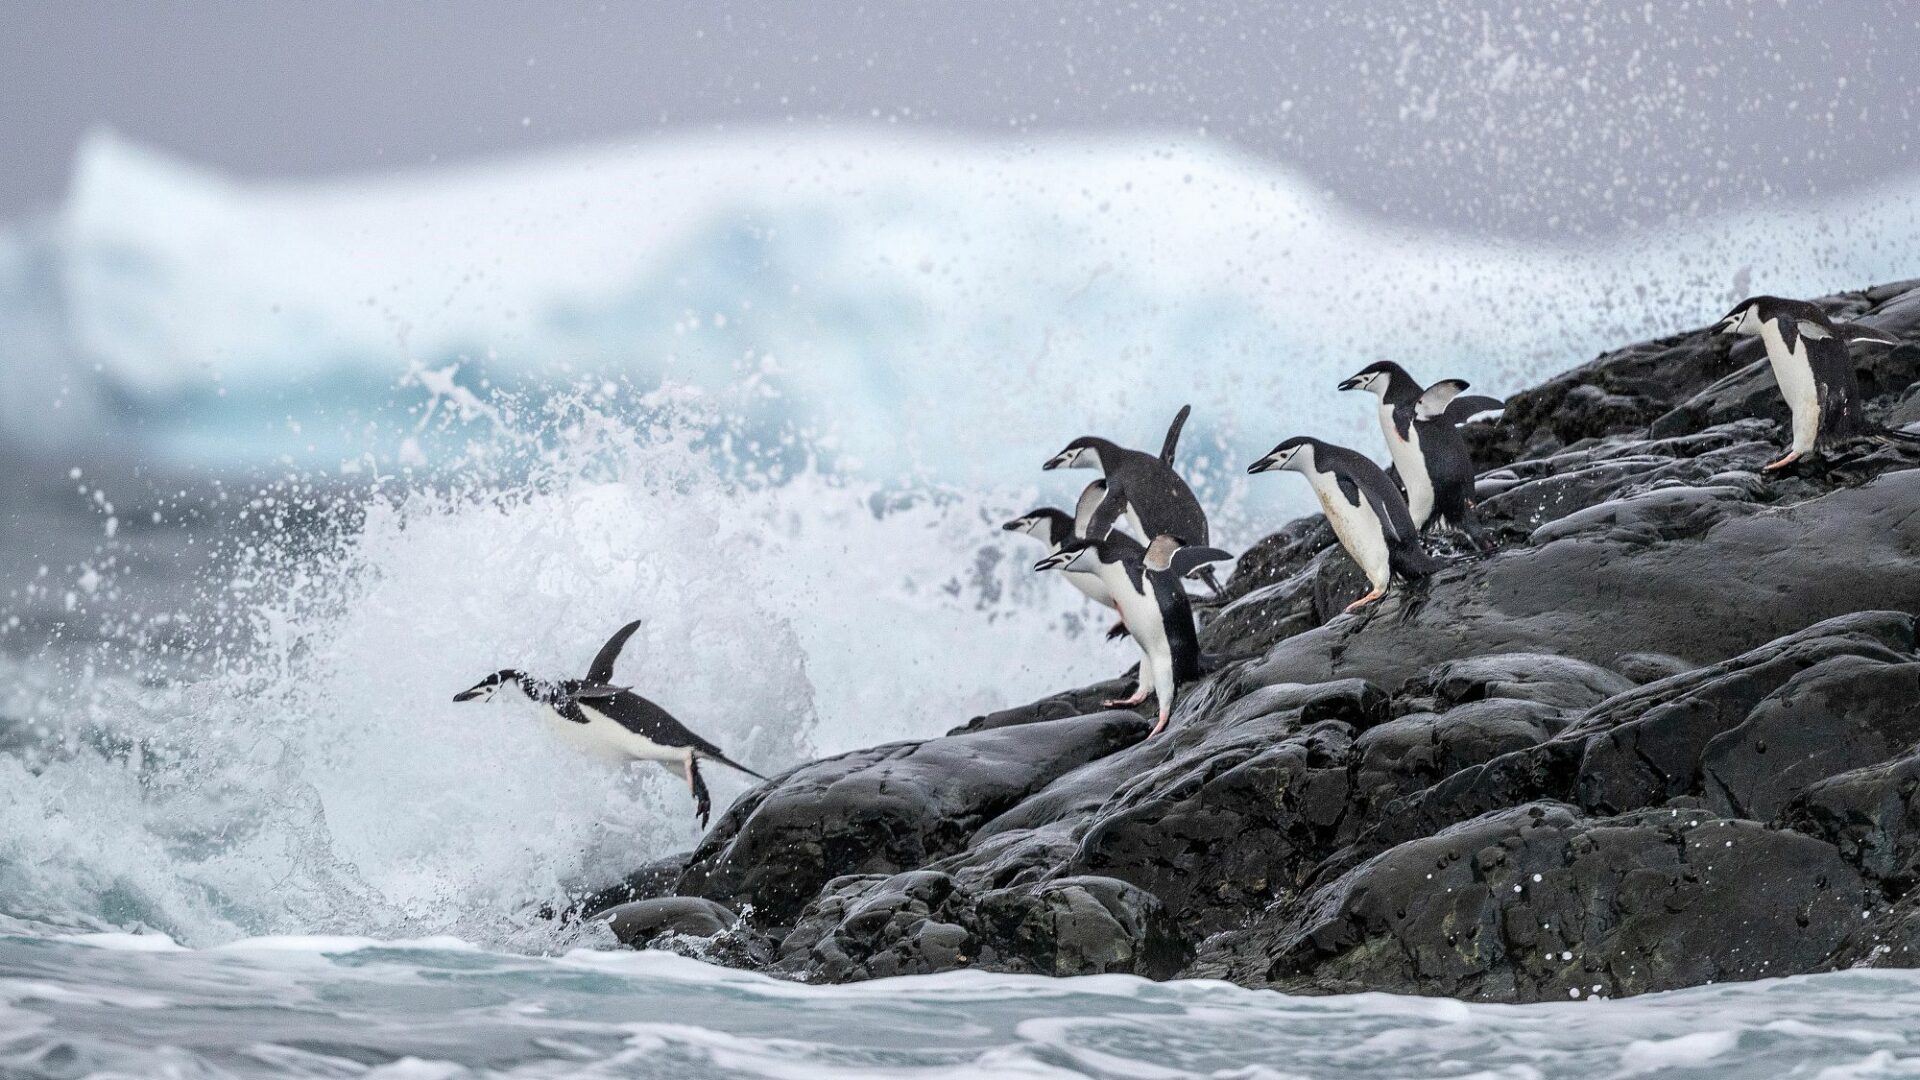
0, 387, 1118, 949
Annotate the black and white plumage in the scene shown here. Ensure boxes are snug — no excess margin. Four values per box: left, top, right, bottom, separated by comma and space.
1035, 534, 1230, 736
1248, 436, 1442, 614
453, 620, 765, 827
1709, 295, 1912, 471
1042, 405, 1226, 596
1002, 503, 1142, 639
1338, 361, 1502, 541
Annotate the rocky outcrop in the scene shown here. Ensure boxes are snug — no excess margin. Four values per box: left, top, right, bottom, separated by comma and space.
610, 280, 1920, 1000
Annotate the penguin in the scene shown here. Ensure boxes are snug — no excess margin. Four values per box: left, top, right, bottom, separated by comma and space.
1035, 534, 1231, 736
1708, 295, 1913, 470
1248, 437, 1442, 613
1338, 361, 1503, 541
1042, 405, 1227, 596
1001, 504, 1140, 639
453, 620, 765, 827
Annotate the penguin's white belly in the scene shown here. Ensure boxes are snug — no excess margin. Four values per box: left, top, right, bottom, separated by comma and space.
1065, 568, 1119, 610
1380, 408, 1434, 526
1103, 568, 1168, 661
1314, 482, 1392, 589
541, 704, 691, 764
1761, 324, 1821, 451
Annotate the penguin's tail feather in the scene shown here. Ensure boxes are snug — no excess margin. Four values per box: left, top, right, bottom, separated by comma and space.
701, 749, 767, 782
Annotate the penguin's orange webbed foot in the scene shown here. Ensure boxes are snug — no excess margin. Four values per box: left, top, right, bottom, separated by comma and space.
1344, 588, 1386, 614
1762, 451, 1801, 472
1149, 710, 1170, 737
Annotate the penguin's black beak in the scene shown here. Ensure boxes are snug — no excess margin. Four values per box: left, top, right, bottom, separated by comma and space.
1337, 375, 1364, 391
1001, 519, 1023, 532
1041, 451, 1069, 471
452, 687, 485, 702
1034, 553, 1067, 572
1248, 456, 1276, 474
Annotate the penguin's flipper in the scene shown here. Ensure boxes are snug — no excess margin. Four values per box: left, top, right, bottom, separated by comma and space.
1085, 485, 1128, 541
1795, 319, 1835, 341
1415, 379, 1472, 420
1160, 404, 1192, 465
686, 758, 713, 829
586, 619, 643, 683
569, 682, 630, 700
1838, 322, 1902, 346
1166, 545, 1233, 580
1442, 395, 1505, 426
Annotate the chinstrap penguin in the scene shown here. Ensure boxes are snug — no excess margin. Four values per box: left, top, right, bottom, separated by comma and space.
1043, 404, 1227, 596
1709, 295, 1913, 470
1035, 534, 1229, 737
453, 619, 765, 827
1249, 436, 1442, 613
1002, 505, 1140, 639
1338, 361, 1502, 545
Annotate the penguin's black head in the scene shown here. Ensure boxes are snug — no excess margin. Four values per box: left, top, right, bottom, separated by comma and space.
453, 669, 528, 703
1003, 508, 1074, 547
1248, 436, 1317, 475
1337, 361, 1409, 397
1043, 437, 1109, 472
1711, 296, 1773, 336
1034, 537, 1099, 574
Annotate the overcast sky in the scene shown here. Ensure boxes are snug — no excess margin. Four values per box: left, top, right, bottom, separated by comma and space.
5, 0, 1917, 238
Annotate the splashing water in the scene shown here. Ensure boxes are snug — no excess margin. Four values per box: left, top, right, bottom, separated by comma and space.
0, 385, 1124, 950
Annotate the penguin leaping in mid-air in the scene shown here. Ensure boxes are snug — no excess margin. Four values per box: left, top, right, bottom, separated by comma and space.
1338, 361, 1502, 543
1036, 534, 1230, 736
453, 620, 765, 827
1710, 295, 1913, 471
1043, 405, 1228, 596
1249, 436, 1441, 613
1002, 504, 1141, 639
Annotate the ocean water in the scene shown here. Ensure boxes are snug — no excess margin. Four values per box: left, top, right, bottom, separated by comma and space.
8, 933, 1920, 1079
6, 133, 1920, 1076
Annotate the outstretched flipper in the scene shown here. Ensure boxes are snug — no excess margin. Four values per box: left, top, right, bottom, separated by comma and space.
1160, 404, 1192, 465
587, 620, 643, 684
1085, 483, 1129, 541
1414, 380, 1471, 420
1838, 322, 1901, 346
1442, 395, 1505, 426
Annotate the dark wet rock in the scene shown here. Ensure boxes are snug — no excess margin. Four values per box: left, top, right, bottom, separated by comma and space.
679, 710, 1148, 925
1573, 612, 1918, 816
1194, 802, 1873, 1002
600, 896, 738, 946
1784, 749, 1920, 892
573, 851, 691, 918
629, 280, 1920, 998
953, 680, 1133, 734
1611, 652, 1696, 685
776, 869, 1184, 981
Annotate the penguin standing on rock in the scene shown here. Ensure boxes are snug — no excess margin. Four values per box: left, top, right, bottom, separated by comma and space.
1035, 534, 1231, 736
1338, 361, 1502, 542
453, 620, 765, 827
1249, 437, 1441, 613
1043, 405, 1228, 596
1710, 295, 1914, 471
